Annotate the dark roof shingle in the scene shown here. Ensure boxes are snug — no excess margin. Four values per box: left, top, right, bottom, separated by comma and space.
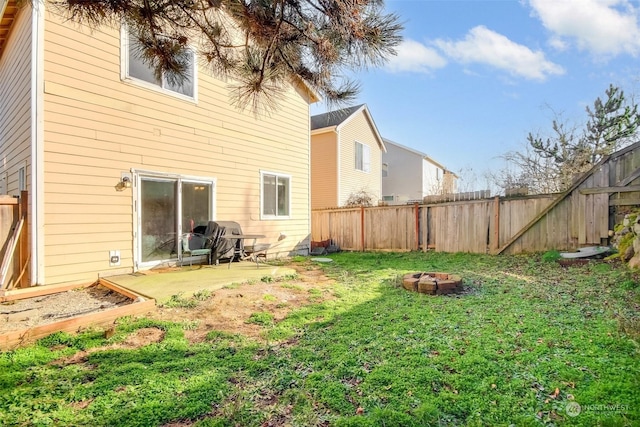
310, 104, 365, 130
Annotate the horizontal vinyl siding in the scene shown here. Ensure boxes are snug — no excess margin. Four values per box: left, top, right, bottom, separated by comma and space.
43, 10, 312, 285
381, 144, 423, 201
422, 160, 443, 197
0, 5, 31, 196
310, 132, 337, 209
338, 112, 382, 206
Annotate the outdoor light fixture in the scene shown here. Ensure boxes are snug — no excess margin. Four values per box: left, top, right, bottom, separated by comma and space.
116, 175, 132, 191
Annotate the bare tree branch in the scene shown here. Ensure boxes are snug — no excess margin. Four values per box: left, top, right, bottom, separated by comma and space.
495, 85, 640, 195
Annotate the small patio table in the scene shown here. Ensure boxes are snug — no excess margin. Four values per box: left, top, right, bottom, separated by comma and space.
221, 234, 266, 268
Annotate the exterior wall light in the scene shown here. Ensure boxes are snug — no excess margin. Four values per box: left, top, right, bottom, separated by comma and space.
116, 175, 132, 191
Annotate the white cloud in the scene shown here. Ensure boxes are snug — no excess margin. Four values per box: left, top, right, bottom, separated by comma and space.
548, 36, 569, 52
434, 26, 565, 81
529, 0, 640, 57
385, 39, 447, 73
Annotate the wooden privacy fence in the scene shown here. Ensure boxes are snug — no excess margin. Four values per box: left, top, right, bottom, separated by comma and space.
312, 142, 640, 255
312, 195, 559, 254
0, 191, 29, 290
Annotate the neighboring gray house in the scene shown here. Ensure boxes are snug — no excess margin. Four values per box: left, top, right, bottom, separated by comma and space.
382, 138, 457, 203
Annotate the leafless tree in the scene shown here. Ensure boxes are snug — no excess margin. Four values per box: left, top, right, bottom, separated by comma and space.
344, 188, 376, 207
489, 145, 564, 194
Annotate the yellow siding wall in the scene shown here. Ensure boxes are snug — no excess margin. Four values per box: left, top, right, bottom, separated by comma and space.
0, 5, 30, 197
310, 132, 337, 209
337, 112, 382, 206
42, 10, 312, 285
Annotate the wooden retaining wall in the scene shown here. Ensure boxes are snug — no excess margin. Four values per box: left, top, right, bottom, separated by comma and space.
0, 279, 156, 350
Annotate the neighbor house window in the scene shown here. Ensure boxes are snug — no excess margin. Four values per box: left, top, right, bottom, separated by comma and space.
355, 141, 370, 172
18, 163, 26, 191
382, 162, 388, 177
122, 29, 196, 99
261, 171, 291, 219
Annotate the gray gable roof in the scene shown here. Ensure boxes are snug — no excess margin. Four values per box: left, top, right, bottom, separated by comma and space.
310, 104, 365, 130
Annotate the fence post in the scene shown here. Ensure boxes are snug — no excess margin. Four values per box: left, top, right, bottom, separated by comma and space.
492, 196, 500, 252
414, 203, 419, 251
360, 206, 365, 251
423, 206, 429, 253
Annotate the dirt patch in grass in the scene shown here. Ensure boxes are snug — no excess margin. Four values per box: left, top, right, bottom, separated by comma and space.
52, 327, 165, 366
150, 264, 336, 343
1, 262, 334, 352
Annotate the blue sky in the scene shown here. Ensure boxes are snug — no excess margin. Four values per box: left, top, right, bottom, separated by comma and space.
310, 0, 640, 189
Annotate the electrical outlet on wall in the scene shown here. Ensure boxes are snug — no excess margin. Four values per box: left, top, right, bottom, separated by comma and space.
109, 250, 121, 267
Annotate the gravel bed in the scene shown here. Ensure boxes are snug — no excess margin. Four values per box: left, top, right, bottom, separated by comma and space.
0, 285, 133, 333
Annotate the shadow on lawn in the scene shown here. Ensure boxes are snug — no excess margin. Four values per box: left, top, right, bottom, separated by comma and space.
1, 252, 638, 427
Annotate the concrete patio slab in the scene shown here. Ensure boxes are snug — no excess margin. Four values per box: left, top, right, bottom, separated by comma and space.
103, 262, 296, 303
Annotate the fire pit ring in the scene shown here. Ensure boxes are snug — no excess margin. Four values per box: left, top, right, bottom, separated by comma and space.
402, 272, 462, 295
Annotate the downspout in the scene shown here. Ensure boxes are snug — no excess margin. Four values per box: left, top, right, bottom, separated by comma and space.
335, 128, 341, 207
30, 0, 44, 285
307, 106, 311, 254
379, 149, 382, 203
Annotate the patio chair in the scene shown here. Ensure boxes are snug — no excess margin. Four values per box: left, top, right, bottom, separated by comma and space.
244, 233, 286, 267
180, 232, 213, 266
243, 242, 272, 267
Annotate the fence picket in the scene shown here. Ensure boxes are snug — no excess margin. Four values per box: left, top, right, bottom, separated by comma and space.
311, 190, 610, 254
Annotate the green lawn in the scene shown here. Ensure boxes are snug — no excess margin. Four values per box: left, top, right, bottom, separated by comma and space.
1, 252, 638, 426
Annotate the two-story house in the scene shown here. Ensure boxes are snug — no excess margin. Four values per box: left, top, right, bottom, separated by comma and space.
0, 1, 318, 286
382, 138, 457, 203
310, 104, 386, 209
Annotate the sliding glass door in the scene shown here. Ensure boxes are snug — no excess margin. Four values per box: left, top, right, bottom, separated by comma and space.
140, 178, 177, 263
137, 173, 215, 267
182, 182, 212, 234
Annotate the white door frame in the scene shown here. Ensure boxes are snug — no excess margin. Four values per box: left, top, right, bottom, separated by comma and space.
132, 169, 216, 271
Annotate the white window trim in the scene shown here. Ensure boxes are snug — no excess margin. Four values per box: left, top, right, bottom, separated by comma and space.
0, 170, 7, 195
120, 26, 198, 103
260, 170, 292, 220
355, 141, 371, 173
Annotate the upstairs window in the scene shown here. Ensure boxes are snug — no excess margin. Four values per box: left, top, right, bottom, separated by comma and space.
123, 29, 196, 99
382, 162, 388, 177
355, 141, 371, 173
